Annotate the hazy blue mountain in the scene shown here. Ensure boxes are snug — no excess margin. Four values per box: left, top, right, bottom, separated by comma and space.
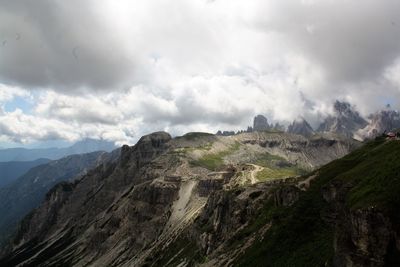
0, 150, 117, 247
0, 138, 117, 162
0, 159, 51, 188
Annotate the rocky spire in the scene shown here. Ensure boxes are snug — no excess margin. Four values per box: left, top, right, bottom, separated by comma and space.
287, 117, 315, 137
357, 109, 400, 139
253, 115, 270, 132
317, 100, 367, 138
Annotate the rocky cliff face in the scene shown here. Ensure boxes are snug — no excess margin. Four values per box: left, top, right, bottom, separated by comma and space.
253, 115, 270, 131
318, 101, 368, 138
357, 109, 400, 139
0, 131, 363, 266
322, 178, 400, 267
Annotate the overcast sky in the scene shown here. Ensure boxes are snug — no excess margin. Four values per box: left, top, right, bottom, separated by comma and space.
1, 0, 400, 146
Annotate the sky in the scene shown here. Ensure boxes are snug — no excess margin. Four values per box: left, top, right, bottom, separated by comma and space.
1, 0, 400, 146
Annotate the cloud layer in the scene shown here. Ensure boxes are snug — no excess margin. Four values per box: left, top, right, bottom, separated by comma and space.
0, 0, 400, 145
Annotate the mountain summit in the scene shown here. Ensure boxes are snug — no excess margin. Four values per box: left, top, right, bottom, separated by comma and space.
253, 115, 270, 131
317, 101, 368, 138
287, 117, 315, 137
357, 109, 400, 139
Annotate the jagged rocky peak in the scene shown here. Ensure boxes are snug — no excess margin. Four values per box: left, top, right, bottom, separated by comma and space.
287, 117, 315, 137
333, 100, 353, 116
317, 100, 368, 138
253, 114, 270, 131
120, 131, 171, 166
357, 109, 400, 139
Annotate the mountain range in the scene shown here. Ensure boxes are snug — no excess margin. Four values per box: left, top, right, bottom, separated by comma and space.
0, 159, 51, 188
250, 101, 400, 140
0, 102, 399, 266
0, 138, 117, 162
0, 149, 120, 248
0, 131, 364, 266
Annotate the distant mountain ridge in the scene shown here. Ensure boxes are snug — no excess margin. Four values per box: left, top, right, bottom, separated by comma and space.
283, 101, 399, 139
0, 158, 51, 188
216, 101, 400, 140
0, 138, 117, 162
0, 149, 120, 247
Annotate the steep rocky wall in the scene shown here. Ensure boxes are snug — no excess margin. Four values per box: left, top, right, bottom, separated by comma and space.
0, 132, 177, 267
322, 179, 400, 267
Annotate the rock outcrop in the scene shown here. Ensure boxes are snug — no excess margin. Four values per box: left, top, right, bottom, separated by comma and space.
253, 115, 270, 131
357, 109, 400, 139
287, 117, 315, 137
0, 132, 177, 266
318, 101, 368, 138
322, 177, 400, 267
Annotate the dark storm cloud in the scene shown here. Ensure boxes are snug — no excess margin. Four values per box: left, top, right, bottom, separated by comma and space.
1, 0, 400, 145
0, 0, 135, 91
259, 0, 400, 84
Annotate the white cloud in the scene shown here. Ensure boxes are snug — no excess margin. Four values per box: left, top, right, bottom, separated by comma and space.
0, 0, 399, 145
0, 84, 30, 103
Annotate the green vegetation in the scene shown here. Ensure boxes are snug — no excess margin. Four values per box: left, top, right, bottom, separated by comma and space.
180, 132, 214, 140
191, 142, 240, 170
234, 138, 400, 266
177, 143, 213, 154
234, 174, 334, 267
141, 138, 399, 267
254, 152, 286, 167
253, 152, 307, 181
255, 167, 299, 181
340, 140, 400, 215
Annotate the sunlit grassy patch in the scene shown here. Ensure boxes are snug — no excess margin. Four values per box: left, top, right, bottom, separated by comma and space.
191, 142, 240, 170
255, 167, 299, 181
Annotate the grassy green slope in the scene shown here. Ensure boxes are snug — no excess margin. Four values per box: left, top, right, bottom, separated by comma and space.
235, 138, 400, 266
190, 142, 240, 170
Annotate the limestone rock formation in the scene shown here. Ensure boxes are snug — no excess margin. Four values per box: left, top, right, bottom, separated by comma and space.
287, 118, 315, 137
253, 115, 270, 131
317, 101, 368, 138
357, 109, 400, 139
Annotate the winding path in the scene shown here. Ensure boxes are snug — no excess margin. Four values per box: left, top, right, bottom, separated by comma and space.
247, 164, 264, 184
